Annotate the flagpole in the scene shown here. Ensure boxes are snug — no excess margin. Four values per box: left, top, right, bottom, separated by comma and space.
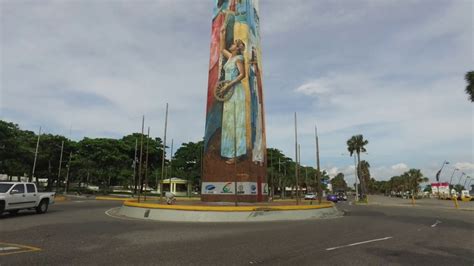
31, 126, 41, 185
160, 103, 169, 202
132, 138, 138, 196
137, 115, 145, 203
294, 112, 299, 205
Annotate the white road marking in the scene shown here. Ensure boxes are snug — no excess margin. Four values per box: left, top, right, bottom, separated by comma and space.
431, 220, 442, 228
74, 201, 85, 203
325, 237, 393, 251
0, 247, 20, 251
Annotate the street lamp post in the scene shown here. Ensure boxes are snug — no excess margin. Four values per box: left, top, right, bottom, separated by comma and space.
448, 168, 459, 196
463, 176, 470, 189
457, 172, 466, 185
435, 160, 449, 198
436, 160, 450, 182
466, 177, 473, 189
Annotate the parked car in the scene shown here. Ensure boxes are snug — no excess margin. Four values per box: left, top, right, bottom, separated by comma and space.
304, 193, 317, 200
336, 192, 347, 201
326, 194, 338, 203
0, 182, 55, 215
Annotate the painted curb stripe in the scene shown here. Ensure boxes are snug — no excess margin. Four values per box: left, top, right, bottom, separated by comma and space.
0, 242, 41, 256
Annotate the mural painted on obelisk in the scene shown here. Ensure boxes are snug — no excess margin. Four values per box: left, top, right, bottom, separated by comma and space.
203, 0, 267, 201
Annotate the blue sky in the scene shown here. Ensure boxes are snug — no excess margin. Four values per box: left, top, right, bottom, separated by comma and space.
1, 0, 473, 185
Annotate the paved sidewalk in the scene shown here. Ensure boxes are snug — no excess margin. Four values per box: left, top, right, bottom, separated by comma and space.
365, 194, 474, 211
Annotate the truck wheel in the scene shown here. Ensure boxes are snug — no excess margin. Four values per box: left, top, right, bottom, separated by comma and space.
36, 199, 49, 214
0, 201, 5, 215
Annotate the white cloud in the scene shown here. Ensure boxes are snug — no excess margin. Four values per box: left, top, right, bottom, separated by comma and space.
295, 80, 331, 96
454, 162, 474, 172
391, 163, 408, 170
1, 0, 471, 183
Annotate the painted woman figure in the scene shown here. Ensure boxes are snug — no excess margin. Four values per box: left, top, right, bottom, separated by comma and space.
249, 47, 264, 164
219, 21, 247, 164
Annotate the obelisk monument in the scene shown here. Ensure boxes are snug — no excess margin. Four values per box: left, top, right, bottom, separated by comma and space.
202, 0, 267, 202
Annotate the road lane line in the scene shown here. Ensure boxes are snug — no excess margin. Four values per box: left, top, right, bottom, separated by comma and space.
0, 247, 20, 251
431, 220, 442, 227
0, 242, 41, 256
325, 237, 393, 251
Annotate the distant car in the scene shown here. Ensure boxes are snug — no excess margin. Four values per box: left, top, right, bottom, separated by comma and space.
326, 194, 338, 203
304, 193, 316, 200
336, 192, 347, 201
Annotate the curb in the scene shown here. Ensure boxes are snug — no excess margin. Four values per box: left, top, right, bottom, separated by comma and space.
123, 200, 334, 212
365, 202, 474, 212
54, 196, 67, 202
95, 196, 131, 201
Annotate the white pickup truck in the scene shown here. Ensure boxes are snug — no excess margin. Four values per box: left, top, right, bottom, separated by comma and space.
0, 182, 55, 215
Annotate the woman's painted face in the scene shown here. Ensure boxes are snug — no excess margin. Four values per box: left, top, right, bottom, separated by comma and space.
230, 40, 244, 53
229, 43, 238, 52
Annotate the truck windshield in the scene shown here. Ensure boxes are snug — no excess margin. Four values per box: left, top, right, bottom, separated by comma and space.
0, 184, 13, 193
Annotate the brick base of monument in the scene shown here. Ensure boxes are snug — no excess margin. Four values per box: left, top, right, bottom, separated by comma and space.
201, 194, 269, 203
202, 130, 268, 203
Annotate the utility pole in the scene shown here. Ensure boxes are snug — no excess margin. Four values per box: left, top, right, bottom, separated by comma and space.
65, 152, 72, 194
315, 125, 322, 204
197, 138, 204, 198
137, 115, 145, 202
132, 138, 138, 196
31, 126, 41, 185
353, 154, 358, 202
170, 139, 174, 180
278, 157, 282, 199
298, 144, 301, 195
294, 112, 299, 205
270, 150, 273, 199
57, 141, 64, 192
144, 127, 150, 201
160, 103, 169, 202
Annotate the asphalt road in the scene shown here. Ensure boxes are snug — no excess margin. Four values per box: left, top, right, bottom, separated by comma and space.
1, 199, 473, 265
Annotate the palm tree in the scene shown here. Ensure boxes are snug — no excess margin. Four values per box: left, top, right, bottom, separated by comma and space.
347, 135, 369, 199
405, 169, 428, 195
465, 71, 474, 102
359, 160, 371, 190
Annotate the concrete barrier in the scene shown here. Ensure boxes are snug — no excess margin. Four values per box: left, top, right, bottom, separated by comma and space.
118, 201, 341, 222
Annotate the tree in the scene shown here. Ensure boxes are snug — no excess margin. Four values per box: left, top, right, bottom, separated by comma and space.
423, 185, 432, 193
330, 173, 347, 192
267, 148, 292, 197
0, 121, 36, 180
465, 71, 474, 102
347, 134, 369, 199
172, 141, 203, 195
404, 168, 428, 194
453, 184, 464, 193
359, 160, 371, 191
